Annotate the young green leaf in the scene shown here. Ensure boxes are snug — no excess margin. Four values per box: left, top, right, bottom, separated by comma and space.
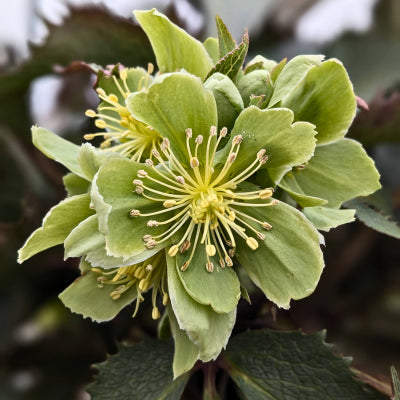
215, 15, 236, 58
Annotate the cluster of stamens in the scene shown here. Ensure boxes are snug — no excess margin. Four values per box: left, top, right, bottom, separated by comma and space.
93, 252, 167, 319
130, 126, 277, 273
84, 64, 162, 161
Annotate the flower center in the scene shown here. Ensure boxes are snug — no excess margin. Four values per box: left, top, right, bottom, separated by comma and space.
131, 126, 277, 272
84, 64, 162, 161
93, 251, 167, 319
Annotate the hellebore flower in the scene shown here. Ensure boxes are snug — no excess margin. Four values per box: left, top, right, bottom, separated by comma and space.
91, 71, 325, 373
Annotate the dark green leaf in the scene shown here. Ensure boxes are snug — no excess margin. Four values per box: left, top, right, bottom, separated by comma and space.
206, 31, 249, 81
224, 330, 386, 400
86, 340, 189, 400
215, 15, 236, 58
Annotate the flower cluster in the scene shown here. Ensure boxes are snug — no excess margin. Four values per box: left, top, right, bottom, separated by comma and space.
18, 9, 381, 377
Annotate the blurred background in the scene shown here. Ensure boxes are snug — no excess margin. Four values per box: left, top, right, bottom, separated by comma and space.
0, 0, 399, 399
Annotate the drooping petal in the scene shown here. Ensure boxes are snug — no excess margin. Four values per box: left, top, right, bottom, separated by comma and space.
174, 241, 241, 314
126, 72, 218, 165
18, 193, 94, 263
235, 201, 324, 309
279, 138, 381, 209
134, 9, 213, 80
91, 157, 173, 260
167, 254, 236, 362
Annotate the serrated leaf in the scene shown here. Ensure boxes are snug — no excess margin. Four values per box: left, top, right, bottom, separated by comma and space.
206, 31, 249, 81
215, 15, 236, 58
345, 197, 400, 239
223, 329, 386, 400
59, 260, 138, 322
134, 9, 213, 80
18, 194, 94, 263
86, 340, 189, 399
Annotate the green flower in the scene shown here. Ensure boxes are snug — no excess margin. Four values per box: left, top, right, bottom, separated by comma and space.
92, 70, 325, 374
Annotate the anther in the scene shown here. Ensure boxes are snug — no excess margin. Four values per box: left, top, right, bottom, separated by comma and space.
259, 155, 269, 165
228, 248, 236, 257
209, 126, 217, 136
129, 209, 141, 217
163, 199, 177, 208
181, 261, 189, 271
161, 138, 170, 151
85, 109, 96, 118
233, 135, 243, 145
95, 119, 106, 129
152, 307, 161, 320
257, 232, 266, 240
145, 264, 153, 271
246, 237, 259, 250
259, 188, 274, 199
162, 293, 169, 305
145, 159, 154, 166
179, 240, 191, 253
120, 68, 128, 80
135, 186, 144, 194
84, 134, 95, 140
108, 94, 118, 103
152, 149, 160, 158
257, 149, 266, 159
168, 245, 179, 257
185, 128, 192, 138
195, 135, 203, 144
145, 240, 157, 249
219, 258, 226, 268
176, 176, 185, 185
147, 220, 159, 227
143, 234, 153, 242
262, 222, 272, 230
137, 170, 148, 178
206, 244, 216, 257
96, 88, 106, 96
190, 157, 199, 168
206, 262, 214, 273
225, 255, 233, 267
220, 127, 228, 137
133, 179, 143, 186
229, 153, 237, 163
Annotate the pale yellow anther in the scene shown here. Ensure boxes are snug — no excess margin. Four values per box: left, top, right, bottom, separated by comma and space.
181, 261, 189, 271
161, 137, 170, 151
96, 88, 106, 96
84, 134, 95, 140
225, 255, 233, 267
168, 245, 179, 257
210, 126, 217, 136
120, 119, 130, 128
85, 109, 96, 118
151, 149, 160, 158
148, 63, 154, 74
228, 210, 236, 221
145, 159, 154, 166
145, 240, 157, 249
147, 220, 158, 227
190, 157, 199, 168
176, 176, 185, 185
163, 199, 177, 208
195, 135, 203, 144
220, 127, 228, 137
139, 279, 151, 292
257, 149, 266, 159
229, 153, 237, 163
152, 307, 161, 320
133, 179, 143, 186
162, 292, 169, 305
145, 264, 153, 271
259, 188, 274, 199
135, 186, 144, 194
206, 244, 216, 257
129, 209, 141, 217
143, 234, 153, 242
95, 119, 107, 129
137, 170, 148, 178
257, 232, 266, 240
206, 261, 214, 272
259, 155, 269, 165
246, 237, 259, 250
109, 94, 118, 103
120, 68, 128, 80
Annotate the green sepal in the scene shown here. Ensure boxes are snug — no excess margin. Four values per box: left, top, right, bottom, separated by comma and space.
59, 259, 138, 322
204, 72, 244, 130
32, 126, 83, 178
175, 241, 240, 314
206, 30, 249, 81
303, 206, 356, 231
167, 304, 199, 378
167, 254, 236, 363
127, 72, 218, 165
279, 138, 381, 208
215, 15, 236, 58
18, 193, 94, 263
268, 54, 324, 107
236, 69, 273, 107
217, 107, 317, 185
63, 172, 90, 196
236, 201, 324, 309
91, 157, 173, 260
244, 55, 277, 74
134, 9, 213, 80
269, 57, 287, 84
281, 59, 357, 145
203, 37, 219, 64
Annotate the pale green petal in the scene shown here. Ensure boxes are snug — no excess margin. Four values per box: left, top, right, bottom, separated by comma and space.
59, 260, 138, 322
32, 126, 84, 178
203, 37, 219, 64
216, 107, 317, 184
281, 59, 357, 145
204, 72, 244, 130
134, 9, 213, 80
63, 173, 90, 196
167, 254, 236, 362
235, 201, 324, 309
91, 157, 172, 260
268, 55, 324, 107
279, 139, 381, 208
168, 305, 199, 378
126, 72, 217, 165
303, 207, 356, 231
18, 194, 93, 263
175, 242, 240, 314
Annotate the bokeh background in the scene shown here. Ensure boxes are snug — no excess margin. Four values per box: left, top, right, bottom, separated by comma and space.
0, 0, 399, 399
